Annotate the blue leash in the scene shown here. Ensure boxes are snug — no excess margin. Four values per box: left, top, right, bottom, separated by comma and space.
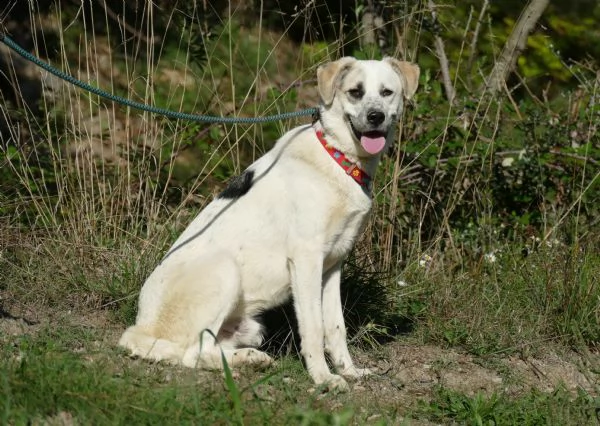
0, 33, 318, 124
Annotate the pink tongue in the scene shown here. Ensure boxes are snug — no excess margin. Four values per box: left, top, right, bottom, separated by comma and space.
360, 135, 386, 154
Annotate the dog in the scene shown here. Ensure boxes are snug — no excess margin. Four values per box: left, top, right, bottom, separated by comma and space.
119, 57, 419, 391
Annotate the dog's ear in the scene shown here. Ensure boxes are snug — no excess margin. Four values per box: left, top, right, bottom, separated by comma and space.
383, 57, 420, 100
317, 57, 357, 106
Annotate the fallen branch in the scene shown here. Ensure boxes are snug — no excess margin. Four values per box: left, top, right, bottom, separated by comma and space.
485, 0, 549, 94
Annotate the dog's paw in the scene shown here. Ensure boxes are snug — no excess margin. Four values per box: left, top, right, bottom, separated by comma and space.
339, 366, 372, 380
231, 348, 273, 369
312, 373, 350, 393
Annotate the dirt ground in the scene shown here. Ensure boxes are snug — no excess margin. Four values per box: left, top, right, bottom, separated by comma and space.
1, 296, 598, 415
352, 342, 597, 401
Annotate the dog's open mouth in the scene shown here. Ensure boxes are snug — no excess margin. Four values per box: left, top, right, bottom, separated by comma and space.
360, 131, 387, 154
349, 120, 387, 155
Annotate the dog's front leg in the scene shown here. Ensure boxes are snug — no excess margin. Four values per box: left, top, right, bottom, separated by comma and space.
288, 256, 349, 391
322, 263, 372, 380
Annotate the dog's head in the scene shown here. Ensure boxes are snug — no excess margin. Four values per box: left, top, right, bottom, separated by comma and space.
317, 57, 419, 156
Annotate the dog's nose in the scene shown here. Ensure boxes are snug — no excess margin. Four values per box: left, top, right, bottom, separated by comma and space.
367, 110, 385, 126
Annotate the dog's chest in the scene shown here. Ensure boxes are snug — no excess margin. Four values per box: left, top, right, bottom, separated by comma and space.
323, 192, 371, 263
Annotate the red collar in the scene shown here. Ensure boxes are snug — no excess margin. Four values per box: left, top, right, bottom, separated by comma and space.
315, 129, 372, 192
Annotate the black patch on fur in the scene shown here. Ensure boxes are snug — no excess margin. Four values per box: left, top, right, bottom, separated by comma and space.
218, 169, 255, 199
347, 83, 364, 100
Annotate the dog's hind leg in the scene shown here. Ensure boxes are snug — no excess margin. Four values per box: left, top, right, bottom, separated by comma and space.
220, 316, 265, 348
122, 251, 272, 370
162, 252, 241, 368
169, 253, 271, 370
119, 253, 239, 367
183, 318, 272, 370
218, 316, 273, 368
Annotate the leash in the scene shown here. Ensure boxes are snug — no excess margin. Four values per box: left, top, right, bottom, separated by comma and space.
0, 33, 318, 124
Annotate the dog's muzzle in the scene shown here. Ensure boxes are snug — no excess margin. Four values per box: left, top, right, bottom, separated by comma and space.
348, 112, 388, 155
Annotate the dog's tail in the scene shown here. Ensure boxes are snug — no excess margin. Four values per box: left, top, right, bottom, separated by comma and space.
118, 325, 184, 363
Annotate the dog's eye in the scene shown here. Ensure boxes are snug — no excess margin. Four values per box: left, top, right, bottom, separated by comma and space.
381, 88, 394, 97
347, 88, 364, 99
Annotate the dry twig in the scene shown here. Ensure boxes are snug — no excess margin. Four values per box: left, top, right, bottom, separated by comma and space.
466, 0, 490, 89
428, 0, 456, 104
485, 0, 549, 94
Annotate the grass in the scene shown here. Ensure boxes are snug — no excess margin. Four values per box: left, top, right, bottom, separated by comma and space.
417, 386, 600, 425
396, 242, 600, 356
3, 330, 245, 423
0, 324, 392, 424
1, 324, 598, 424
2, 228, 598, 424
1, 0, 599, 424
1, 324, 320, 424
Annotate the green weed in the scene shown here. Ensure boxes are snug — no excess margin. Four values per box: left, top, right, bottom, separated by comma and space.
396, 242, 600, 356
1, 326, 360, 424
418, 386, 600, 425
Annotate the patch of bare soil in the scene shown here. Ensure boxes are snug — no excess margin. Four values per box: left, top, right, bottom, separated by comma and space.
352, 340, 599, 405
0, 294, 121, 346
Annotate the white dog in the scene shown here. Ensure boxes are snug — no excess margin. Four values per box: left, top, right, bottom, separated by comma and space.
119, 57, 419, 390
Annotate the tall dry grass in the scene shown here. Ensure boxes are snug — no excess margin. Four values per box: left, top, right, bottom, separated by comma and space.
1, 1, 598, 350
